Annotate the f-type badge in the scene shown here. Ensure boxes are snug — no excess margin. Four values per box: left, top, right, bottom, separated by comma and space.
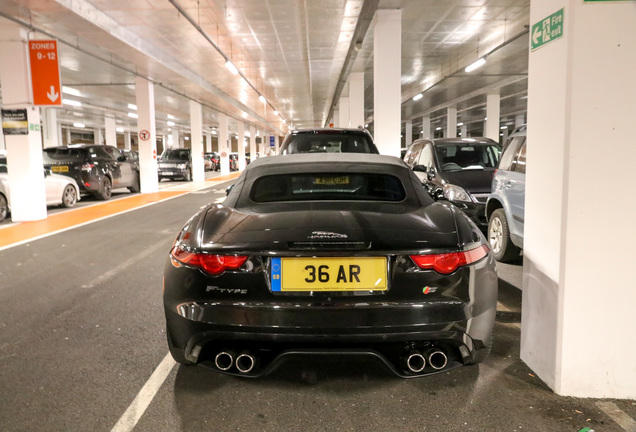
308, 231, 348, 240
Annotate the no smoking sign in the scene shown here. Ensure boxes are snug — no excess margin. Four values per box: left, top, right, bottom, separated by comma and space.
139, 130, 150, 141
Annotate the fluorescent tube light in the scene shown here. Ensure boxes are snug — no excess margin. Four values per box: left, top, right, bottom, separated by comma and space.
465, 57, 486, 73
128, 112, 138, 119
128, 103, 137, 110
73, 122, 85, 128
412, 93, 423, 101
259, 95, 266, 103
225, 60, 239, 75
62, 86, 81, 97
63, 99, 82, 107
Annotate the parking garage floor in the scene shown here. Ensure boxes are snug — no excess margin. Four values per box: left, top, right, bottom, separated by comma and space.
0, 172, 634, 432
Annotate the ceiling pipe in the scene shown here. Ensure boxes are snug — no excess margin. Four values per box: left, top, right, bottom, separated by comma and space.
324, 0, 380, 127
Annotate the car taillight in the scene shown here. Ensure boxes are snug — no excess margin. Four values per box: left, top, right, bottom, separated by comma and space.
171, 247, 248, 275
410, 244, 489, 275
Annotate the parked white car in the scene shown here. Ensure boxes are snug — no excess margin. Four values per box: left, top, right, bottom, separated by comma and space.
0, 158, 80, 222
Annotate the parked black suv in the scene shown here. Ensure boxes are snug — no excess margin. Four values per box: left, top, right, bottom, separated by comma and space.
158, 148, 192, 181
403, 137, 501, 231
280, 128, 379, 154
42, 145, 140, 200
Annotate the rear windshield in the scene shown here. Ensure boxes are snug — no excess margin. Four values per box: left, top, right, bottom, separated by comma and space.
250, 173, 406, 202
283, 133, 377, 154
436, 144, 501, 172
43, 148, 87, 163
160, 150, 190, 161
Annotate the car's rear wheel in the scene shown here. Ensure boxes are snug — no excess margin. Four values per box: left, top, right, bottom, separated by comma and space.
0, 194, 8, 222
95, 176, 112, 200
488, 208, 520, 262
128, 173, 141, 193
61, 185, 78, 208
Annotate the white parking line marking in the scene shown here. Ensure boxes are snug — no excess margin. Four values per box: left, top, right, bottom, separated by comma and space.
110, 353, 176, 432
596, 401, 636, 432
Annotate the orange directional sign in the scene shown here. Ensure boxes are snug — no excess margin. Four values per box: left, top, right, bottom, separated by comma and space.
29, 40, 62, 106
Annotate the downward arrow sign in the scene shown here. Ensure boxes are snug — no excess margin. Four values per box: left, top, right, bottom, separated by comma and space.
532, 26, 542, 45
47, 86, 59, 102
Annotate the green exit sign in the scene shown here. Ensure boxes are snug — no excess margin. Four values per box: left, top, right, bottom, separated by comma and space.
531, 8, 564, 51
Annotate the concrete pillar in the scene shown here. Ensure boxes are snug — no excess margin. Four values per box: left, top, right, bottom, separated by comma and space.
0, 124, 4, 151
205, 131, 212, 153
237, 122, 246, 170
94, 128, 103, 145
65, 128, 71, 145
104, 117, 117, 148
460, 124, 468, 138
405, 120, 413, 147
373, 9, 401, 156
516, 114, 525, 128
42, 108, 59, 148
522, 0, 636, 399
421, 116, 431, 139
134, 76, 158, 193
501, 126, 509, 144
349, 72, 365, 128
446, 107, 457, 138
485, 91, 501, 141
274, 134, 279, 155
249, 126, 257, 163
218, 114, 230, 174
339, 95, 350, 128
190, 100, 204, 182
0, 20, 46, 221
332, 111, 339, 128
124, 131, 131, 150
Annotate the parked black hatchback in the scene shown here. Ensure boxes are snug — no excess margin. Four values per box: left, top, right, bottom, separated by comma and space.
42, 144, 140, 200
158, 148, 192, 181
279, 128, 379, 154
403, 137, 501, 231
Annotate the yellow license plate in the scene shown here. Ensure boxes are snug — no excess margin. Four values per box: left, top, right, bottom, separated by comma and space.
271, 257, 387, 292
51, 166, 69, 173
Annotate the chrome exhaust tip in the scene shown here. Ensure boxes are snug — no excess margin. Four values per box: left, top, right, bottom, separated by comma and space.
214, 350, 235, 371
235, 351, 257, 374
426, 349, 448, 370
405, 350, 426, 373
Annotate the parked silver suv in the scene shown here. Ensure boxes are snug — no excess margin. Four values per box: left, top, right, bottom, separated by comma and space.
485, 125, 526, 262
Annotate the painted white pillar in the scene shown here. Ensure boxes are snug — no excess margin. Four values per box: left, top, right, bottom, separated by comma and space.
339, 96, 350, 129
460, 124, 468, 138
42, 108, 59, 148
104, 117, 117, 148
94, 128, 103, 145
501, 126, 509, 144
249, 126, 257, 163
190, 100, 204, 182
485, 91, 501, 141
373, 9, 401, 156
205, 131, 211, 153
421, 116, 431, 139
515, 114, 525, 128
134, 76, 158, 193
0, 20, 46, 221
522, 0, 636, 399
446, 107, 457, 138
124, 131, 131, 150
405, 120, 413, 147
65, 128, 71, 145
237, 122, 246, 170
171, 130, 179, 149
349, 72, 365, 128
332, 111, 339, 128
0, 123, 5, 151
274, 134, 279, 155
218, 114, 230, 174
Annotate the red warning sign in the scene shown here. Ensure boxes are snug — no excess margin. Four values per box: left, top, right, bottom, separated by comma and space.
29, 40, 62, 106
139, 130, 150, 141
221, 152, 227, 158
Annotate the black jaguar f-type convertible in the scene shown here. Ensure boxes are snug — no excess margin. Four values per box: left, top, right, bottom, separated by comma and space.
163, 153, 497, 378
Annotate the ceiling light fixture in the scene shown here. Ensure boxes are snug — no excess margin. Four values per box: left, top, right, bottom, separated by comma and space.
128, 112, 138, 119
225, 60, 239, 75
412, 93, 423, 101
62, 86, 81, 97
167, 114, 175, 119
465, 57, 486, 73
116, 127, 124, 133
73, 122, 85, 128
167, 121, 175, 126
128, 103, 137, 110
62, 99, 82, 107
273, 110, 278, 116
259, 95, 266, 104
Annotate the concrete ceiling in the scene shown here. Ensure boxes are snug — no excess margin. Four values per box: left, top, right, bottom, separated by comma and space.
0, 0, 529, 139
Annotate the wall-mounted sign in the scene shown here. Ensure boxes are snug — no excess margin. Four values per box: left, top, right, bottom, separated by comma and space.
139, 130, 150, 141
269, 135, 275, 148
531, 8, 564, 51
29, 40, 62, 106
2, 109, 28, 135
